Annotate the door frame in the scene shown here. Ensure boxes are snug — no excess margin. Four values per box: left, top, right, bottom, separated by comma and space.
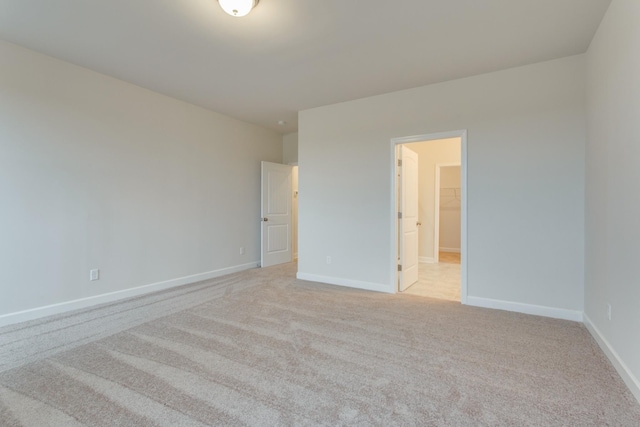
390, 130, 468, 304
434, 162, 462, 263
290, 165, 299, 262
260, 161, 294, 268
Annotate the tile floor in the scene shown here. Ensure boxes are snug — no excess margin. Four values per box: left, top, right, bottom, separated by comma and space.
403, 251, 461, 301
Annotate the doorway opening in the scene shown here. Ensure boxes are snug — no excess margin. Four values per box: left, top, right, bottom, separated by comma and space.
260, 162, 298, 268
391, 131, 467, 303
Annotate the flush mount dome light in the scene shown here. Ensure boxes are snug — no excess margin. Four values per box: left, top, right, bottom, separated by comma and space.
218, 0, 259, 17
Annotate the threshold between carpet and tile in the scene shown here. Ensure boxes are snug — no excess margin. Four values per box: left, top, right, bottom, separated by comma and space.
1, 262, 639, 426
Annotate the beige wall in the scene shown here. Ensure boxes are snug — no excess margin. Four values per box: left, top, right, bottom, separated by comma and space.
439, 165, 461, 253
440, 166, 461, 188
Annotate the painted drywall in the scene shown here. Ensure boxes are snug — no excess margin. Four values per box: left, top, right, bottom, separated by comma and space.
439, 165, 462, 253
298, 55, 585, 315
283, 132, 299, 165
408, 139, 460, 262
440, 166, 461, 187
585, 0, 640, 401
0, 40, 282, 320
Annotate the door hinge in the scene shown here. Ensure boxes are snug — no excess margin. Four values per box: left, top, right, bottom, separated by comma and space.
398, 264, 402, 272
398, 212, 402, 219
397, 159, 402, 167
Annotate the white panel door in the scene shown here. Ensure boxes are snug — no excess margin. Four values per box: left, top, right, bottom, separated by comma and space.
261, 162, 293, 268
399, 146, 419, 291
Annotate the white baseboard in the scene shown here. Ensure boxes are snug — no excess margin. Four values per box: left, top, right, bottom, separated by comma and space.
439, 247, 461, 253
0, 261, 259, 328
296, 272, 393, 294
466, 296, 583, 322
583, 313, 640, 405
419, 257, 435, 264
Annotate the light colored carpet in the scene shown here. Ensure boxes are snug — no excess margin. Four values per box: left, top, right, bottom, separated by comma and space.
1, 263, 639, 426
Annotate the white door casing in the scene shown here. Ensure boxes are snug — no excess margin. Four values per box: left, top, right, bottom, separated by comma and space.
390, 130, 467, 303
399, 146, 419, 291
261, 162, 293, 268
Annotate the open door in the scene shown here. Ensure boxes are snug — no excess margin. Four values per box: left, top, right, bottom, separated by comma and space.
399, 146, 419, 291
261, 161, 293, 268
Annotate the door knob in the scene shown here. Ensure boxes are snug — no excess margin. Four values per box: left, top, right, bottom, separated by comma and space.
262, 218, 269, 222
417, 222, 422, 226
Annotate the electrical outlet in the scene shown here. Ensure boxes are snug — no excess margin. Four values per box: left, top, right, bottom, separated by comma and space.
607, 303, 612, 321
89, 269, 100, 281
240, 247, 245, 255
326, 256, 332, 265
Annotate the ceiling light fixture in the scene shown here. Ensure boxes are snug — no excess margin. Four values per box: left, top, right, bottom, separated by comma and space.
218, 0, 259, 17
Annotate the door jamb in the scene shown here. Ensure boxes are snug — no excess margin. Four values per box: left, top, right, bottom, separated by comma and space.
390, 130, 468, 304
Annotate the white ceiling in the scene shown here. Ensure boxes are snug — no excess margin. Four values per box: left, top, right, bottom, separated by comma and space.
0, 0, 611, 134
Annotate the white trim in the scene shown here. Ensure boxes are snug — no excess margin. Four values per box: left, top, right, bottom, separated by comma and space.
466, 296, 583, 322
391, 131, 465, 145
419, 256, 435, 264
460, 133, 468, 304
0, 262, 259, 328
439, 247, 461, 253
583, 314, 640, 405
390, 130, 468, 303
296, 272, 393, 294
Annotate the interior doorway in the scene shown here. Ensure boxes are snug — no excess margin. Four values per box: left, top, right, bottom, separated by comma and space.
260, 162, 298, 267
391, 131, 467, 303
260, 161, 294, 268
